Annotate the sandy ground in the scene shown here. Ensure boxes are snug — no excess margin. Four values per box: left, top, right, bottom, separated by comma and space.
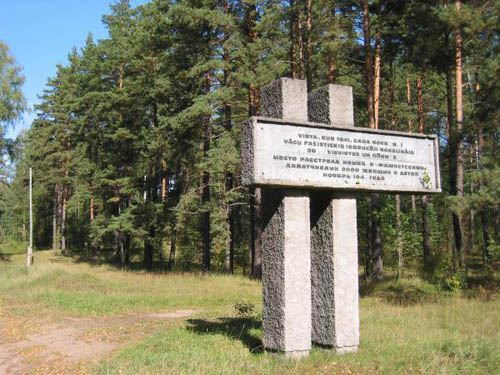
0, 310, 195, 375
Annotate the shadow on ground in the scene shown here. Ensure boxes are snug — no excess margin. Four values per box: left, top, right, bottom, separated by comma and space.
187, 317, 263, 354
0, 253, 12, 262
359, 276, 442, 307
52, 249, 192, 274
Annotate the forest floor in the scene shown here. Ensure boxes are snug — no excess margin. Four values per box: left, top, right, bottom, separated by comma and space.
0, 249, 499, 375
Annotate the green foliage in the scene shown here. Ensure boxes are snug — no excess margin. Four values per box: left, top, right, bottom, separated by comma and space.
487, 239, 500, 262
0, 0, 498, 283
433, 260, 468, 291
0, 238, 27, 255
0, 41, 26, 127
234, 300, 255, 317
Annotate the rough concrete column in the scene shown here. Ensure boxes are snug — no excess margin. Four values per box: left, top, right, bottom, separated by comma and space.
308, 85, 360, 353
260, 78, 311, 358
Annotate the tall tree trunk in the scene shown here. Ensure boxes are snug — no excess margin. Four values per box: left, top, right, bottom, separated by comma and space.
480, 209, 490, 263
362, 0, 375, 129
395, 194, 403, 280
371, 194, 383, 281
328, 56, 336, 84
124, 233, 130, 265
161, 161, 167, 202
417, 75, 424, 134
421, 195, 432, 271
455, 0, 465, 271
223, 0, 234, 274
225, 171, 234, 274
297, 1, 305, 80
250, 186, 262, 279
90, 198, 94, 222
363, 0, 382, 280
246, 1, 262, 279
202, 73, 211, 272
224, 205, 232, 273
56, 183, 64, 254
417, 74, 432, 270
446, 63, 461, 272
144, 225, 154, 271
168, 223, 177, 271
327, 7, 336, 84
407, 78, 413, 133
246, 0, 260, 116
477, 133, 490, 262
61, 192, 67, 254
374, 31, 381, 129
469, 77, 491, 263
468, 144, 475, 257
53, 189, 58, 252
290, 0, 297, 78
143, 173, 156, 271
305, 0, 312, 90
407, 77, 418, 231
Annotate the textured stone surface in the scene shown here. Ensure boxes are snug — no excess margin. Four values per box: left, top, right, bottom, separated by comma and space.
308, 85, 354, 127
261, 189, 285, 350
310, 191, 336, 345
241, 119, 254, 186
262, 189, 311, 353
261, 78, 308, 122
331, 193, 359, 351
260, 78, 311, 357
310, 193, 359, 351
309, 84, 360, 352
283, 190, 311, 352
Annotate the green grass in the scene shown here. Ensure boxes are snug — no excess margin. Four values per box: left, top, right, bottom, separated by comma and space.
0, 251, 260, 318
1, 250, 499, 374
0, 238, 28, 255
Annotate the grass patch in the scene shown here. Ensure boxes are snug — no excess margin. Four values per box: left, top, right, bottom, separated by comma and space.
0, 239, 28, 261
360, 275, 443, 306
0, 250, 261, 318
1, 250, 499, 374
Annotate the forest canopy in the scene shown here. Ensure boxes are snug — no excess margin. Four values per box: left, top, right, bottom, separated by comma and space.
1, 0, 498, 287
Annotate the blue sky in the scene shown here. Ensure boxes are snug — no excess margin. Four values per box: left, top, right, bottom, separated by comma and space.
1, 0, 148, 139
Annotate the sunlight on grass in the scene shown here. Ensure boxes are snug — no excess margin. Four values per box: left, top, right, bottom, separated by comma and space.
0, 239, 28, 255
1, 250, 499, 374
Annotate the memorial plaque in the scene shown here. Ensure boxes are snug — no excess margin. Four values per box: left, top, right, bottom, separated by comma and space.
242, 117, 441, 193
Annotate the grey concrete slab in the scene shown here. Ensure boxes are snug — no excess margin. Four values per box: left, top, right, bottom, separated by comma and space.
308, 85, 354, 127
262, 189, 311, 354
309, 84, 360, 353
260, 78, 312, 357
242, 118, 441, 193
261, 78, 308, 122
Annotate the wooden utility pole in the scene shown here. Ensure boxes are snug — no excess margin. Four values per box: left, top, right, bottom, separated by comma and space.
26, 168, 33, 267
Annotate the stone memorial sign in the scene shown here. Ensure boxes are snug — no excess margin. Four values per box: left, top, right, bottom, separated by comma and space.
242, 118, 440, 193
241, 78, 441, 359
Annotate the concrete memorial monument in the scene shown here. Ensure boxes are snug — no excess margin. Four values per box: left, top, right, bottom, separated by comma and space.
241, 78, 440, 358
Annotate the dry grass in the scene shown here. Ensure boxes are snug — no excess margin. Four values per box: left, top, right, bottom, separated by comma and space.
1, 249, 498, 374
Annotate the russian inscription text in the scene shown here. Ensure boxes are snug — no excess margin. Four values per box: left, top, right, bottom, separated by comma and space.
243, 118, 440, 193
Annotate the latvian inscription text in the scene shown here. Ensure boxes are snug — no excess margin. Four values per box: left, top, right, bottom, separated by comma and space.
243, 118, 440, 193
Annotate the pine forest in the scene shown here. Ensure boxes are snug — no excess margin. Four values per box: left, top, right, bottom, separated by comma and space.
1, 0, 499, 290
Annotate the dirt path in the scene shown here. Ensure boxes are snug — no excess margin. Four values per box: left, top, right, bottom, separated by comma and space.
0, 310, 196, 375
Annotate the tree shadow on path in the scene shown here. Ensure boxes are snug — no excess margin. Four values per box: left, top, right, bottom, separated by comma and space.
187, 317, 264, 354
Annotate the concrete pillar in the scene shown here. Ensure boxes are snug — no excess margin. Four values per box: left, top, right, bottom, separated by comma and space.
260, 78, 311, 358
308, 85, 360, 353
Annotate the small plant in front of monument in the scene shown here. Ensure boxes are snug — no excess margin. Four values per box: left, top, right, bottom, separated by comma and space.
234, 301, 255, 317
